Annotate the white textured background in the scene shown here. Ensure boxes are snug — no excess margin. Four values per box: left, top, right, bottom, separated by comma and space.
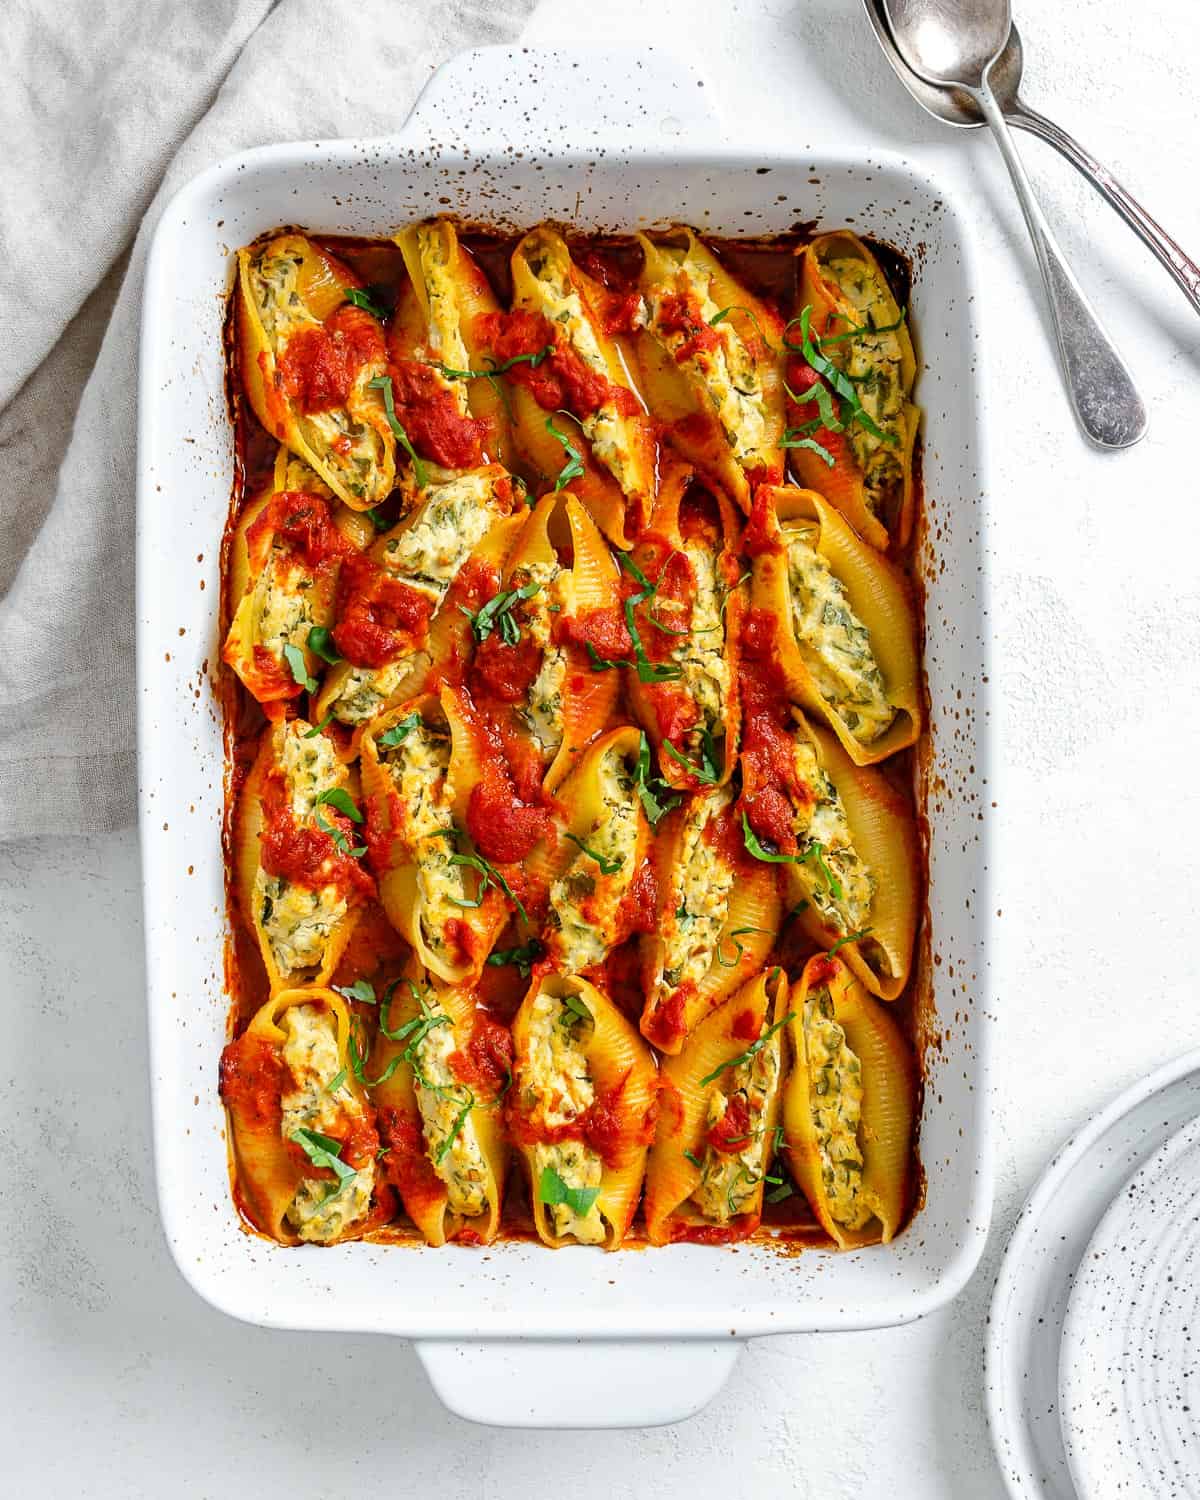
4, 0, 1199, 1493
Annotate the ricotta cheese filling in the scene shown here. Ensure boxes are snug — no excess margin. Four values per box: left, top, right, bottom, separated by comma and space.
248, 246, 387, 501
790, 737, 875, 941
279, 1003, 374, 1243
377, 471, 499, 600
252, 557, 317, 673
329, 470, 500, 725
408, 1007, 489, 1218
661, 787, 736, 993
522, 236, 648, 501
691, 1031, 780, 1224
547, 745, 640, 973
255, 725, 350, 977
819, 253, 907, 521
803, 985, 874, 1231
657, 543, 728, 754
516, 559, 573, 757
785, 523, 895, 744
647, 258, 772, 472
523, 991, 605, 1245
377, 716, 471, 961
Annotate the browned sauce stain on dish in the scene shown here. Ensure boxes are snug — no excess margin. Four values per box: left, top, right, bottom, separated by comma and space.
218, 221, 929, 1253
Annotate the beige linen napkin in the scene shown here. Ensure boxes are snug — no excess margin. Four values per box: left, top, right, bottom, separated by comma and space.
0, 0, 534, 838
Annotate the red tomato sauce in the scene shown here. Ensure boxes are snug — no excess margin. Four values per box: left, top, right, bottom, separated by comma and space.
218, 1034, 287, 1129
378, 1106, 445, 1208
655, 284, 722, 364
386, 358, 487, 468
450, 1012, 514, 1100
248, 492, 356, 570
332, 553, 434, 667
477, 309, 639, 418
278, 305, 385, 414
643, 988, 688, 1052
706, 1092, 752, 1154
258, 763, 375, 902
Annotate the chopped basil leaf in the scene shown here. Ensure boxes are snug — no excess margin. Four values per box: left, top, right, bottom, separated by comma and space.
324, 1067, 348, 1095
545, 413, 585, 491
365, 506, 391, 532
348, 1028, 405, 1089
708, 303, 774, 350
765, 1180, 795, 1204
333, 978, 377, 1004
367, 374, 430, 488
538, 1165, 600, 1217
377, 712, 422, 749
662, 727, 721, 785
343, 286, 389, 320
698, 1013, 795, 1088
486, 940, 544, 979
634, 731, 682, 827
564, 831, 623, 876
315, 787, 363, 823
467, 579, 541, 646
827, 925, 872, 957
303, 709, 335, 739
617, 553, 683, 685
448, 849, 529, 926
282, 642, 316, 693
716, 925, 773, 969
781, 306, 898, 449
433, 343, 554, 380
558, 991, 593, 1028
291, 1127, 357, 1185
306, 626, 342, 665
780, 428, 836, 466
683, 1149, 705, 1170
314, 809, 367, 859
784, 377, 844, 432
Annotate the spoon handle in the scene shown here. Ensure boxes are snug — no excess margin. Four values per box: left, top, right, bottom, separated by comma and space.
1008, 102, 1200, 317
974, 73, 1147, 448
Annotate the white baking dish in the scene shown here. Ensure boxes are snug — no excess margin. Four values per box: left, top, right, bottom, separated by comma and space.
136, 44, 993, 1429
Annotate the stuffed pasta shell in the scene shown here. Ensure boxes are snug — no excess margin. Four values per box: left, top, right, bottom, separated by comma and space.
636, 229, 785, 510
782, 954, 916, 1247
360, 689, 515, 982
219, 989, 380, 1244
222, 449, 371, 707
386, 219, 514, 473
747, 486, 920, 763
234, 720, 374, 992
645, 968, 788, 1243
509, 973, 657, 1249
314, 465, 524, 730
238, 233, 396, 508
462, 492, 620, 798
480, 226, 655, 547
739, 652, 918, 999
622, 463, 743, 790
786, 232, 919, 550
533, 726, 652, 977
640, 783, 781, 1053
368, 969, 511, 1246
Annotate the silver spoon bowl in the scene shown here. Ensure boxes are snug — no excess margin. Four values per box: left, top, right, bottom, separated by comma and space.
881, 0, 1146, 448
862, 1, 1200, 317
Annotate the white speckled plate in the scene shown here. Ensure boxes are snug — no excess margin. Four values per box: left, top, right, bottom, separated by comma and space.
1059, 1113, 1200, 1499
986, 1050, 1200, 1500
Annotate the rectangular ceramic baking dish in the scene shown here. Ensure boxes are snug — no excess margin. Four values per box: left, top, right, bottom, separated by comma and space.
136, 44, 993, 1429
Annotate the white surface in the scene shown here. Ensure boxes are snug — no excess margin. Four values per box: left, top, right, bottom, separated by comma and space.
987, 1050, 1200, 1500
137, 46, 989, 1420
1058, 1104, 1200, 1499
4, 0, 1200, 1488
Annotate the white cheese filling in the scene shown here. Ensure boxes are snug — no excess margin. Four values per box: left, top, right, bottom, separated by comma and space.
803, 986, 873, 1231
660, 786, 736, 994
785, 524, 895, 744
279, 1003, 374, 1243
409, 1012, 489, 1218
691, 1032, 779, 1224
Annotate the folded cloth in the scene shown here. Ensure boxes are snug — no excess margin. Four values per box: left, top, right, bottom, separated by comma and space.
0, 0, 535, 840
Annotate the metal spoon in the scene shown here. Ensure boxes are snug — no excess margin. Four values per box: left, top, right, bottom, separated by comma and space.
881, 0, 1147, 448
862, 1, 1200, 319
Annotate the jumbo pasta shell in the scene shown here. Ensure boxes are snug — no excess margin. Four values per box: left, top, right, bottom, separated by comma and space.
237, 234, 396, 509
644, 967, 787, 1244
782, 955, 916, 1248
510, 973, 657, 1249
750, 485, 920, 764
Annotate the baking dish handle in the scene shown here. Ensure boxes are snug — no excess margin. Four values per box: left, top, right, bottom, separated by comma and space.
403, 45, 721, 154
415, 1337, 742, 1428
